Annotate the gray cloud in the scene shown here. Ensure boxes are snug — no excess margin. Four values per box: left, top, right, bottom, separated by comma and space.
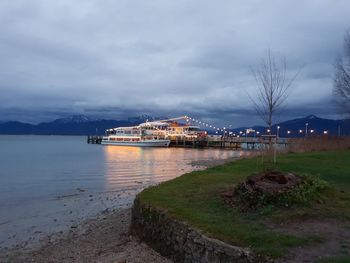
0, 0, 349, 126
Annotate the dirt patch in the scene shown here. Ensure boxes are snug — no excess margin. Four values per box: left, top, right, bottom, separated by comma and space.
0, 208, 171, 263
273, 219, 350, 263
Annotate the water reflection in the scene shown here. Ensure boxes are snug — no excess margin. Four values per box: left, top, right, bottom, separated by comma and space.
0, 136, 245, 249
103, 146, 243, 191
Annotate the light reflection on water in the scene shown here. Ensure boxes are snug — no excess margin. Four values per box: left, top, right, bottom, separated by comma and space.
0, 136, 244, 249
103, 145, 243, 191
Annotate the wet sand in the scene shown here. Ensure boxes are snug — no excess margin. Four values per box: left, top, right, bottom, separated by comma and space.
1, 208, 171, 263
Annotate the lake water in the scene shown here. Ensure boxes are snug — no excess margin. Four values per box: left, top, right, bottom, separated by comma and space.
0, 135, 243, 250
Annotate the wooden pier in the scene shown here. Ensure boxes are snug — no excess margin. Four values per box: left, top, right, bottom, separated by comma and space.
87, 135, 103, 144
87, 135, 288, 149
169, 136, 288, 149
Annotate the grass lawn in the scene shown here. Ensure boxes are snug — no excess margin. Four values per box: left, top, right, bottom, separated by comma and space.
137, 150, 350, 260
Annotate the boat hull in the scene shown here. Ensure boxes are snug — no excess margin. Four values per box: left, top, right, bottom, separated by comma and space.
101, 139, 170, 147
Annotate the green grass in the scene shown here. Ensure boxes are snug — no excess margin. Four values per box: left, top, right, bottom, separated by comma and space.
138, 150, 350, 258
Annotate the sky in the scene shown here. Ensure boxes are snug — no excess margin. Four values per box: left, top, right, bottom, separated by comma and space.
0, 0, 349, 127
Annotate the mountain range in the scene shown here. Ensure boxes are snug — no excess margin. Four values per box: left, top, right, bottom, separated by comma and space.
0, 114, 349, 137
230, 115, 350, 137
0, 115, 153, 136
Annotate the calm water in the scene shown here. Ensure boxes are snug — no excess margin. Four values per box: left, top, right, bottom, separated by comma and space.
0, 135, 243, 249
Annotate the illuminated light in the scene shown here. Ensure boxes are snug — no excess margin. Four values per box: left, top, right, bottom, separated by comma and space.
287, 130, 291, 134
239, 131, 243, 134
209, 125, 212, 128
299, 129, 303, 133
310, 129, 314, 133
242, 133, 245, 136
217, 128, 220, 131
277, 126, 280, 129
256, 131, 260, 134
323, 130, 328, 134
215, 131, 218, 134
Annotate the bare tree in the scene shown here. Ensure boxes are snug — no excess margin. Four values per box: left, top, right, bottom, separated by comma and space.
334, 31, 350, 114
250, 50, 299, 132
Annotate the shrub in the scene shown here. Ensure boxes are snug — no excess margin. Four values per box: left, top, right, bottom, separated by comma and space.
233, 173, 329, 210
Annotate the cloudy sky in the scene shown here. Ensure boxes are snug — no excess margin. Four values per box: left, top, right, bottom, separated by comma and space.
0, 0, 349, 126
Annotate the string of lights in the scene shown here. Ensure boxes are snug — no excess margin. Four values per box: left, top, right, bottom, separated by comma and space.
183, 116, 329, 137
184, 116, 226, 133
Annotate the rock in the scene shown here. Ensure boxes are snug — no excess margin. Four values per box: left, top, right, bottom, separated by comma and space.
131, 200, 268, 262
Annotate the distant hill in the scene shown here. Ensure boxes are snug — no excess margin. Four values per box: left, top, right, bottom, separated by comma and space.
230, 115, 350, 137
0, 115, 145, 135
0, 114, 349, 136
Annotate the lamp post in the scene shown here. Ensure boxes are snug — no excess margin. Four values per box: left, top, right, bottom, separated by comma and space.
277, 125, 280, 138
305, 123, 309, 137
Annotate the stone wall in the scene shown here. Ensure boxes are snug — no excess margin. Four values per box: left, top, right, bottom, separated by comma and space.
131, 198, 269, 263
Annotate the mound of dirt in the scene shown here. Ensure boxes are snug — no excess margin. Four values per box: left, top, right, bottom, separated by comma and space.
222, 170, 305, 210
245, 170, 302, 194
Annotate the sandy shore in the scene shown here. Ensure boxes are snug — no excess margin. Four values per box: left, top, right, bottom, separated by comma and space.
191, 155, 242, 168
0, 208, 171, 263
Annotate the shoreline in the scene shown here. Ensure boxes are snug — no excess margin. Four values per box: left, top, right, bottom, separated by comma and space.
0, 155, 243, 262
1, 207, 171, 263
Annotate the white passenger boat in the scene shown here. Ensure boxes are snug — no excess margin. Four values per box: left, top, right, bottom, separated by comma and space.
101, 117, 208, 147
101, 122, 171, 147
